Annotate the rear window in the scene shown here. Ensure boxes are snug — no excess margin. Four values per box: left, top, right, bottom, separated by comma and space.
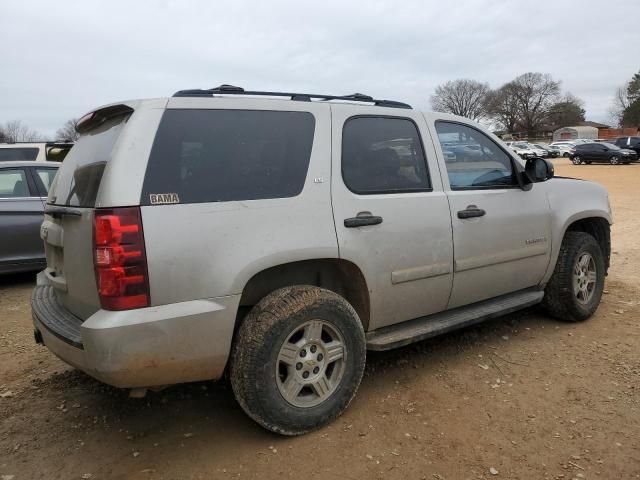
48, 114, 128, 206
141, 109, 315, 205
0, 147, 39, 161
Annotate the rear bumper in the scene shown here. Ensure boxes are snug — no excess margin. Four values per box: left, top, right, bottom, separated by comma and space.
32, 282, 241, 388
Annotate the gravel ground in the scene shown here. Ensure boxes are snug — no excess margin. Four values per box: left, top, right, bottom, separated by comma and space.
0, 159, 638, 480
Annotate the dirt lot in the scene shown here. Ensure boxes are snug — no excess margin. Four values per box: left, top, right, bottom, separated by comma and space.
1, 159, 638, 480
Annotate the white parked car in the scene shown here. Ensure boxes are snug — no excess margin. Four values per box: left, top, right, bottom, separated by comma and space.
548, 141, 577, 157
506, 141, 540, 158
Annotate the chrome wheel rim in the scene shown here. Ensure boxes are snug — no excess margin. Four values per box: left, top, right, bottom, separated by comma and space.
610, 156, 619, 165
573, 252, 597, 305
572, 156, 581, 165
276, 320, 346, 408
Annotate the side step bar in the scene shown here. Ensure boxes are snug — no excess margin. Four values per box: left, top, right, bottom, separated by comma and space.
366, 288, 544, 351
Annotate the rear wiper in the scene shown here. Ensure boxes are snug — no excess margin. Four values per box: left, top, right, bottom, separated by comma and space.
44, 205, 83, 218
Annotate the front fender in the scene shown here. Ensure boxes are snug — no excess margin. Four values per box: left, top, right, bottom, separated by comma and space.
541, 178, 612, 284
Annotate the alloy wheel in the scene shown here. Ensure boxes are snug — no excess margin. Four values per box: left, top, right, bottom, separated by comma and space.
276, 320, 346, 408
573, 252, 597, 305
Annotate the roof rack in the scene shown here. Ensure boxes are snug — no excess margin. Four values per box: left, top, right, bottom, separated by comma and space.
172, 84, 412, 109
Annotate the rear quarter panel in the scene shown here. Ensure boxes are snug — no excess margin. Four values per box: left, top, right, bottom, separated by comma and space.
140, 99, 337, 305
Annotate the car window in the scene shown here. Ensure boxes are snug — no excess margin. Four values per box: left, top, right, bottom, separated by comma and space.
34, 167, 58, 194
0, 148, 39, 162
142, 109, 315, 204
434, 121, 516, 189
341, 116, 430, 194
0, 169, 31, 198
49, 114, 128, 207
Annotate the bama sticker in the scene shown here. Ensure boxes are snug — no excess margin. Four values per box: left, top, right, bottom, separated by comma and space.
149, 193, 180, 205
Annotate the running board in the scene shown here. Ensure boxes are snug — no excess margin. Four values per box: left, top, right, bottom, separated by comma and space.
366, 289, 544, 351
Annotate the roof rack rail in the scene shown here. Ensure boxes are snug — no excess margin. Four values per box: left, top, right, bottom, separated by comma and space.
172, 84, 412, 109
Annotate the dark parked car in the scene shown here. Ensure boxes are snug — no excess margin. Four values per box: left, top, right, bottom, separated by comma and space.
0, 161, 59, 274
569, 142, 638, 165
613, 136, 640, 156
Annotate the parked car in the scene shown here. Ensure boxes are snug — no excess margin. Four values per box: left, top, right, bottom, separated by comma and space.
32, 86, 611, 435
0, 161, 59, 274
548, 141, 577, 157
0, 142, 74, 163
505, 141, 538, 158
613, 136, 640, 156
569, 142, 638, 165
531, 143, 560, 158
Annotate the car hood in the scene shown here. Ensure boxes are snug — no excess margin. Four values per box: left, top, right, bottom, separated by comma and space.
545, 176, 612, 223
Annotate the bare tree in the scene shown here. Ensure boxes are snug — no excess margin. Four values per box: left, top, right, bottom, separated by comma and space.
509, 72, 561, 135
430, 79, 491, 121
0, 127, 7, 143
485, 83, 521, 133
3, 120, 45, 142
608, 85, 630, 127
56, 118, 79, 141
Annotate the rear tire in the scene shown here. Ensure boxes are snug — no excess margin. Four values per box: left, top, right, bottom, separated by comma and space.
542, 232, 605, 322
610, 156, 620, 165
230, 286, 366, 436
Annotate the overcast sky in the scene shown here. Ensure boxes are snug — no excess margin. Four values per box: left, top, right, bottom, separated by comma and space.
2, 0, 639, 138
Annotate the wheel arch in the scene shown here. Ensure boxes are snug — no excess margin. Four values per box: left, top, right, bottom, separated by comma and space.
236, 259, 371, 332
564, 216, 611, 273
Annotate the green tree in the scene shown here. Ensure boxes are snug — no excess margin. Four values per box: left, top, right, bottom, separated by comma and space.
548, 94, 586, 128
609, 70, 640, 127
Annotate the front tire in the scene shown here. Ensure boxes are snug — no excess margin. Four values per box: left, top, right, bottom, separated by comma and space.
610, 156, 620, 165
571, 156, 582, 165
230, 286, 366, 435
542, 232, 605, 322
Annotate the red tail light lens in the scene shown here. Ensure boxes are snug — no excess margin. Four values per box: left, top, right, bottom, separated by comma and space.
93, 207, 149, 310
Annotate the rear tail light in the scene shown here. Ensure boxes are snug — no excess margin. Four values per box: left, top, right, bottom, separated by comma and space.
93, 207, 149, 310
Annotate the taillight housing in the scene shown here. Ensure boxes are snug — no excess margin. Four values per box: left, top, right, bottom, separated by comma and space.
93, 207, 150, 310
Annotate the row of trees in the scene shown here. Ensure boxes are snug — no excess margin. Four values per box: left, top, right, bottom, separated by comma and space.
430, 72, 586, 136
0, 118, 79, 143
609, 70, 640, 128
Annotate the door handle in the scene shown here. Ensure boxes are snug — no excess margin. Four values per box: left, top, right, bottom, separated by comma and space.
344, 212, 383, 228
457, 205, 486, 219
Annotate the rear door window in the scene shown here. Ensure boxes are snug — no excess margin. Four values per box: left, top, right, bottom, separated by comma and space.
0, 148, 39, 161
0, 168, 31, 197
341, 116, 430, 194
141, 109, 315, 204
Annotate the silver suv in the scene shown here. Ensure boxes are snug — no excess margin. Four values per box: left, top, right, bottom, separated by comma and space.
32, 85, 612, 435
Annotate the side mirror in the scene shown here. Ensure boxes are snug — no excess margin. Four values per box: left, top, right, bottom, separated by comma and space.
525, 157, 554, 183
